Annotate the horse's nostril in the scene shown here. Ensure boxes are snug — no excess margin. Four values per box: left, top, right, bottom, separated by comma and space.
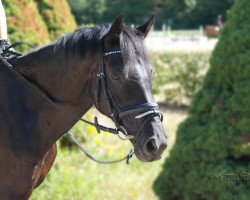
159, 143, 167, 154
146, 139, 158, 154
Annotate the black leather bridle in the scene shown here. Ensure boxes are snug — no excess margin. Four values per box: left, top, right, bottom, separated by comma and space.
94, 41, 163, 140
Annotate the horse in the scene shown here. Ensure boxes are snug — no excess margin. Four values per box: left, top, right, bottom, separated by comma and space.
204, 25, 221, 37
0, 16, 167, 199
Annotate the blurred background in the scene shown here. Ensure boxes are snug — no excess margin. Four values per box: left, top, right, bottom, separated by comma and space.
4, 0, 249, 200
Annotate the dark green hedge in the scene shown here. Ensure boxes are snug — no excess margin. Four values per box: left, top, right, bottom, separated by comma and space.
154, 0, 250, 199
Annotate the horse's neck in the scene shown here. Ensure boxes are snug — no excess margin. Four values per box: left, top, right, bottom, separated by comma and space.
15, 45, 97, 104
11, 44, 98, 154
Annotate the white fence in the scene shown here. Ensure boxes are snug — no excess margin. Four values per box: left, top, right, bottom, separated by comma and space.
145, 30, 218, 52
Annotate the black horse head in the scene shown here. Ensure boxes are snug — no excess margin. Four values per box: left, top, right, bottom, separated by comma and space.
95, 16, 168, 162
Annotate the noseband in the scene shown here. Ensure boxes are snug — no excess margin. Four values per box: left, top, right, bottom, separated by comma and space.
94, 41, 163, 140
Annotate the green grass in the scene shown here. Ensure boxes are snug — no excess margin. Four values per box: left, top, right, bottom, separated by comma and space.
30, 108, 187, 200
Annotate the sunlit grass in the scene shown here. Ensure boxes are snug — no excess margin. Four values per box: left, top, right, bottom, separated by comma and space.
30, 108, 187, 200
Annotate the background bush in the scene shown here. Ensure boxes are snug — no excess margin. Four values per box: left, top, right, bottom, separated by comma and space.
3, 0, 50, 49
154, 0, 250, 199
3, 0, 76, 51
37, 0, 76, 40
152, 52, 210, 105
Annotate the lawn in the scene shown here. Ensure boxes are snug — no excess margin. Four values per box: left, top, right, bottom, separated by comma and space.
30, 106, 187, 200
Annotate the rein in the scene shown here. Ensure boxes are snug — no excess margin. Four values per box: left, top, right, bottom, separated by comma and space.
68, 131, 134, 164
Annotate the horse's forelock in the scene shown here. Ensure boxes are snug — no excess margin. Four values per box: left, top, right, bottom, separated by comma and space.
120, 27, 148, 64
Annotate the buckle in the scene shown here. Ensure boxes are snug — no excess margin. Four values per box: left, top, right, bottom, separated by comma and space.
94, 116, 101, 133
97, 73, 105, 78
117, 126, 134, 140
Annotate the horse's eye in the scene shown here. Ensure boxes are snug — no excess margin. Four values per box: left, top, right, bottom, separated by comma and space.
109, 64, 125, 80
111, 72, 122, 80
111, 70, 129, 80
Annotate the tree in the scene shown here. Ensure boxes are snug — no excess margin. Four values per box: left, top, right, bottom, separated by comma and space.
3, 0, 49, 48
160, 0, 235, 28
66, 0, 234, 29
3, 0, 76, 51
66, 0, 88, 24
36, 0, 77, 40
154, 0, 250, 199
104, 0, 153, 25
187, 0, 235, 27
67, 0, 154, 26
67, 0, 106, 25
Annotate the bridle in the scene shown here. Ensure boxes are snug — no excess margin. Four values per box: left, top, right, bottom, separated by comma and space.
0, 40, 163, 164
94, 40, 163, 141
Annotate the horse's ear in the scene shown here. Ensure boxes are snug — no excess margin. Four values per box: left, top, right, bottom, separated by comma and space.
136, 16, 155, 38
104, 15, 124, 44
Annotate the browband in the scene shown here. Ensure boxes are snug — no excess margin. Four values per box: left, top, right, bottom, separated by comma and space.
104, 51, 121, 56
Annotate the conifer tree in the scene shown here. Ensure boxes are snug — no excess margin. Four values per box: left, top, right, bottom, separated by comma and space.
37, 0, 77, 40
3, 0, 49, 47
154, 0, 250, 199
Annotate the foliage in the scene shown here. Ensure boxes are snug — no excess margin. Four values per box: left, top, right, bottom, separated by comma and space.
162, 0, 235, 28
36, 0, 77, 40
3, 0, 76, 52
67, 0, 158, 26
154, 0, 250, 199
66, 0, 88, 24
67, 0, 106, 24
104, 0, 153, 26
152, 52, 210, 104
67, 0, 235, 29
186, 0, 235, 28
3, 0, 50, 50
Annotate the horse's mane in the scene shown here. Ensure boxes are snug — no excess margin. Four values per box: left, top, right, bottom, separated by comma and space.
51, 24, 147, 62
15, 24, 148, 73
53, 25, 108, 59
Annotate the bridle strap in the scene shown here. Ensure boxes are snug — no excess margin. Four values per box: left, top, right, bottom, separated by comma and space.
94, 41, 163, 139
135, 113, 162, 137
97, 43, 120, 126
94, 74, 101, 111
118, 102, 159, 119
